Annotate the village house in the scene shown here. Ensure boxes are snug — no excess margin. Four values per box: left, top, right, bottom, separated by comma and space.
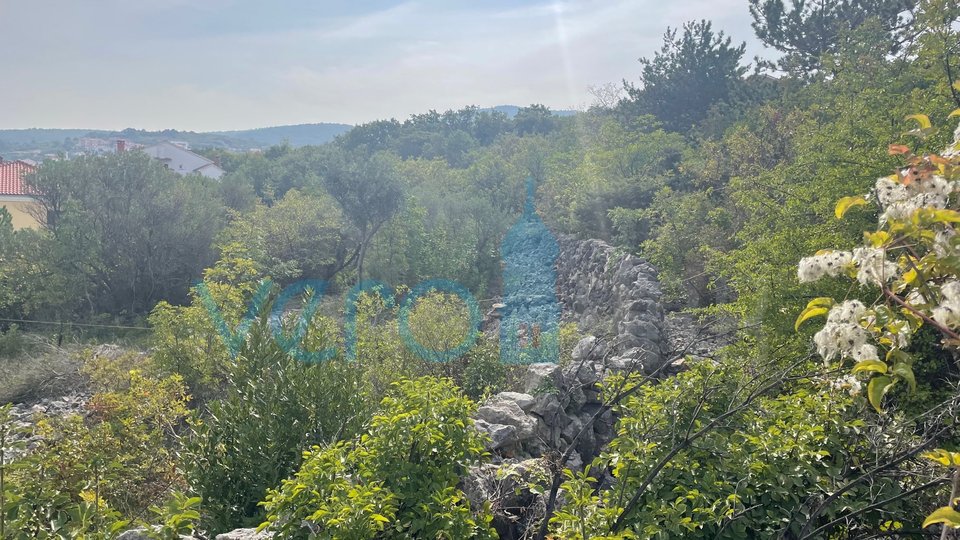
0, 159, 42, 229
140, 141, 224, 179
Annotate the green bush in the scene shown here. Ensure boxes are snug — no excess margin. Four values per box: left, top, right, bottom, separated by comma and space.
261, 377, 496, 539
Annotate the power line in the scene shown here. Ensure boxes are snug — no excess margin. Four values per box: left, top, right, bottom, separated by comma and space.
0, 317, 151, 331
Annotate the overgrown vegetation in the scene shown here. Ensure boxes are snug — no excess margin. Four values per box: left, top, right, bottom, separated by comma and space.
2, 0, 960, 537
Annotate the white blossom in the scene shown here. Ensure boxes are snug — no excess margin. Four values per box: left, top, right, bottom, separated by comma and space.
932, 280, 960, 329
831, 374, 863, 397
875, 176, 908, 206
875, 173, 956, 224
813, 300, 870, 363
852, 247, 899, 286
797, 251, 853, 283
934, 229, 957, 258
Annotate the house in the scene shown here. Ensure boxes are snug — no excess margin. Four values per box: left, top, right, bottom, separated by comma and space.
0, 159, 41, 229
140, 141, 224, 179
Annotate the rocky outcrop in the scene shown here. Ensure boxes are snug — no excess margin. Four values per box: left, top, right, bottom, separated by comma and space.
555, 236, 669, 373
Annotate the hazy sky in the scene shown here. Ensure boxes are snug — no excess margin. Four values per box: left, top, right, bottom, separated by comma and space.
1, 1, 769, 131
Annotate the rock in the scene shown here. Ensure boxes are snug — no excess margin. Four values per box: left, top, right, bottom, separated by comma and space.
572, 336, 606, 362
216, 528, 272, 540
497, 391, 536, 412
476, 399, 536, 440
521, 363, 562, 394
529, 392, 561, 418
463, 459, 549, 540
474, 419, 520, 450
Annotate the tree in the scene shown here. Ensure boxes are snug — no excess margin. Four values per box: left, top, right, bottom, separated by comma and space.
514, 104, 559, 136
321, 149, 404, 285
749, 0, 918, 75
25, 152, 225, 316
219, 189, 354, 285
623, 20, 748, 133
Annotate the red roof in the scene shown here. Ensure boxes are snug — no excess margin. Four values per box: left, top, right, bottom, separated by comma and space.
0, 161, 36, 196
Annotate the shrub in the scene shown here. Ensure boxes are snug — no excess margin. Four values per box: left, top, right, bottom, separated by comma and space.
261, 377, 496, 539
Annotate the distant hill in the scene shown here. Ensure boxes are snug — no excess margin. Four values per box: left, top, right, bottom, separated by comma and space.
216, 123, 352, 147
0, 123, 354, 156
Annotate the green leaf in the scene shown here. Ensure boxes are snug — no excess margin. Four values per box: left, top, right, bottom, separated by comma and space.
835, 196, 868, 219
372, 514, 391, 523
851, 360, 887, 374
891, 363, 916, 392
905, 114, 932, 130
795, 306, 829, 332
867, 376, 894, 413
923, 506, 960, 529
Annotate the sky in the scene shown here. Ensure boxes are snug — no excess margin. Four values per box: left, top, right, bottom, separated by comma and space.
0, 0, 770, 132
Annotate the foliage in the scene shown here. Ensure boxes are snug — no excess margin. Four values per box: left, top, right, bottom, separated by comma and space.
623, 20, 748, 133
181, 301, 367, 533
261, 377, 495, 539
0, 365, 189, 538
795, 116, 960, 533
749, 0, 917, 74
23, 151, 226, 317
219, 189, 353, 284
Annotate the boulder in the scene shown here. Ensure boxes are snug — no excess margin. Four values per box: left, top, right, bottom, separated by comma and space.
476, 399, 536, 440
497, 391, 536, 412
474, 419, 520, 450
521, 363, 562, 394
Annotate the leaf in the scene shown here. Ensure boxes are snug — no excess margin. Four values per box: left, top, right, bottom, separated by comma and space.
372, 514, 391, 523
852, 360, 887, 374
949, 109, 960, 119
865, 230, 891, 248
905, 114, 932, 130
795, 306, 829, 332
867, 375, 894, 413
921, 449, 960, 467
931, 209, 960, 224
888, 144, 911, 155
892, 363, 917, 392
923, 506, 960, 529
835, 196, 868, 219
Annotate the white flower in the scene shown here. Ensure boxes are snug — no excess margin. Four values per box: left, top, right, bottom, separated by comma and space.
875, 173, 956, 224
851, 343, 879, 362
797, 251, 853, 283
932, 280, 960, 329
852, 247, 899, 286
814, 300, 871, 363
875, 176, 908, 206
831, 374, 863, 397
934, 230, 957, 258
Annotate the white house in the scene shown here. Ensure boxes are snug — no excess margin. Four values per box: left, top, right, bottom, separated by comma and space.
141, 141, 224, 179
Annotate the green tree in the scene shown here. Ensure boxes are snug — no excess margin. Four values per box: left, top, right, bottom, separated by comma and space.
623, 20, 748, 133
749, 0, 917, 75
25, 152, 225, 316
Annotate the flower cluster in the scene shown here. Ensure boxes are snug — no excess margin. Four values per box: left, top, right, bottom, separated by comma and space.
812, 300, 876, 364
830, 374, 863, 397
797, 250, 852, 283
851, 246, 899, 286
876, 173, 955, 224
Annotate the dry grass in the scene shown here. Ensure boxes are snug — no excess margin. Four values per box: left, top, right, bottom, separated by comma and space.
0, 335, 85, 404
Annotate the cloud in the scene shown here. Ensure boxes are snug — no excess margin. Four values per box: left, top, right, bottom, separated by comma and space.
0, 0, 767, 131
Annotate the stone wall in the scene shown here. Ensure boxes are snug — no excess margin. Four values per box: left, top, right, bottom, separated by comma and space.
555, 235, 669, 372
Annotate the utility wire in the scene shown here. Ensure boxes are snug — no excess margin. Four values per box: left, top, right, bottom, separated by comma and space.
0, 317, 151, 331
